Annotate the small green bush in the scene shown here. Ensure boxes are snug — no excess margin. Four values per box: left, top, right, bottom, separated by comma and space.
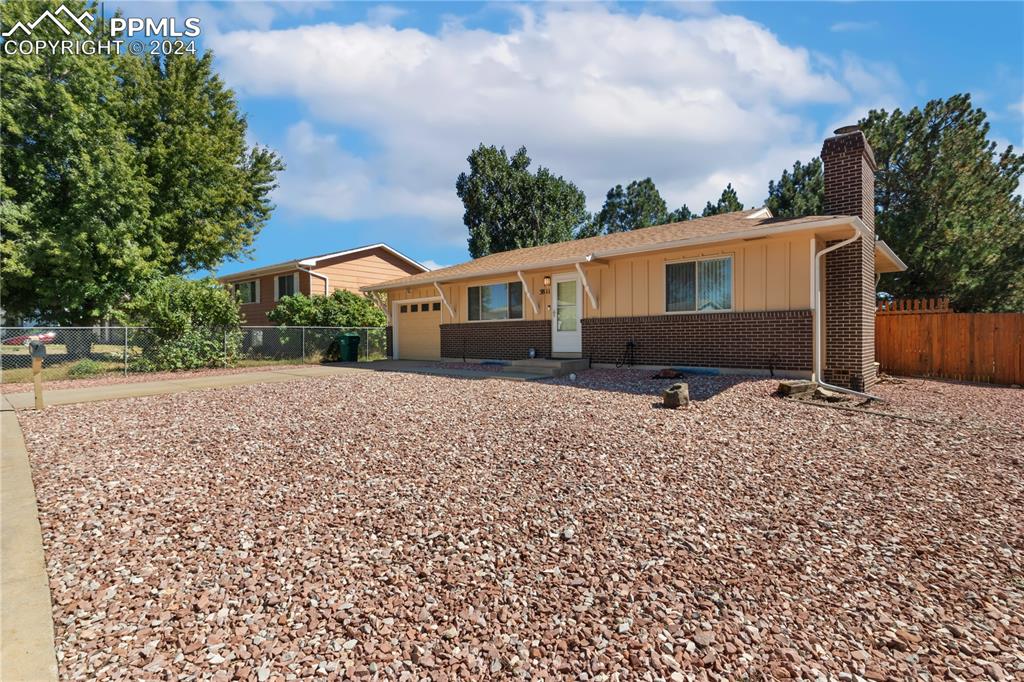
67, 359, 107, 378
121, 276, 242, 371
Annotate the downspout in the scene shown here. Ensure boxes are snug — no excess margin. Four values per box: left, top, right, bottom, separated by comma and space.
297, 265, 329, 296
813, 229, 884, 402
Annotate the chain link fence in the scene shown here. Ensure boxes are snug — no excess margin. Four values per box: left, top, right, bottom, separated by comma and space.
0, 326, 387, 384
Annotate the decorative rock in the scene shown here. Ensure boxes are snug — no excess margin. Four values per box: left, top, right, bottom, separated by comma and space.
662, 383, 689, 408
16, 370, 1022, 681
776, 380, 816, 398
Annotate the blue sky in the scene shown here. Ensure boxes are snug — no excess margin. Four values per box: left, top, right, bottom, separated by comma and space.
118, 1, 1024, 275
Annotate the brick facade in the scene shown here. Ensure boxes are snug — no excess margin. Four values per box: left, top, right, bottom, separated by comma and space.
440, 320, 551, 361
824, 238, 877, 389
821, 129, 878, 390
581, 311, 813, 371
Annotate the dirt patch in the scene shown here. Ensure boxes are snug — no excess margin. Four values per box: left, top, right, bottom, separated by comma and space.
0, 364, 310, 394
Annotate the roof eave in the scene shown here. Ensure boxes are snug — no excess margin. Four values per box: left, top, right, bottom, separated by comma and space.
363, 216, 867, 292
299, 243, 429, 272
220, 262, 300, 280
875, 239, 908, 273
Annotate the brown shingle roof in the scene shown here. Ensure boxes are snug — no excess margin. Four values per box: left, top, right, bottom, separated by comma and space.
366, 210, 854, 290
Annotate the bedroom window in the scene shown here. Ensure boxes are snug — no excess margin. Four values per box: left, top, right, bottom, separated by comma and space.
666, 256, 733, 312
235, 280, 258, 304
468, 281, 523, 321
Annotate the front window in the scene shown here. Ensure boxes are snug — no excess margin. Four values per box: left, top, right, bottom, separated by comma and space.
468, 282, 523, 321
666, 256, 733, 312
276, 274, 296, 300
235, 281, 258, 304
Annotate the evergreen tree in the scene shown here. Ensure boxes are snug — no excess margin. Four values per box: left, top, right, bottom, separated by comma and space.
667, 205, 695, 222
760, 95, 1024, 310
701, 184, 745, 216
765, 159, 824, 218
457, 145, 588, 257
590, 178, 669, 235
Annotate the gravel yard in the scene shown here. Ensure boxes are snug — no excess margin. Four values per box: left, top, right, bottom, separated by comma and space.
20, 371, 1023, 680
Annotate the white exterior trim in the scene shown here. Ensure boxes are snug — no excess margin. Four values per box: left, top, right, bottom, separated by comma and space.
551, 273, 582, 354
274, 272, 298, 301
299, 243, 428, 272
517, 271, 539, 315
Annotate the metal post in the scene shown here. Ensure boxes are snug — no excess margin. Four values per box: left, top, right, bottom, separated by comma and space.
302, 327, 306, 364
223, 330, 228, 367
123, 327, 128, 376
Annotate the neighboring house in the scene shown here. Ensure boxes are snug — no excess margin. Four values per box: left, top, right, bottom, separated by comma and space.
365, 127, 906, 391
220, 244, 427, 325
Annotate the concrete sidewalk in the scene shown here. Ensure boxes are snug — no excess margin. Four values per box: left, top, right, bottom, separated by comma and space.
1, 401, 58, 681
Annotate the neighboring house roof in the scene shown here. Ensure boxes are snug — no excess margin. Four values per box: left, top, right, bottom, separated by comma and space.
220, 243, 428, 280
364, 209, 906, 291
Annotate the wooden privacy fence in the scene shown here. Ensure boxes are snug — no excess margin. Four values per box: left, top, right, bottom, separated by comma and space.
875, 299, 1024, 385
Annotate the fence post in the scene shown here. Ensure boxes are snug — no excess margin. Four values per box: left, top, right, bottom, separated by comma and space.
302, 327, 306, 364
223, 330, 228, 367
123, 327, 128, 376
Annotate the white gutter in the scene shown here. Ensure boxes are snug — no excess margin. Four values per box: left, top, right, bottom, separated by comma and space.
812, 229, 883, 402
297, 265, 329, 296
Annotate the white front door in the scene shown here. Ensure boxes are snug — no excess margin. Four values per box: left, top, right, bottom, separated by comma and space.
551, 274, 582, 354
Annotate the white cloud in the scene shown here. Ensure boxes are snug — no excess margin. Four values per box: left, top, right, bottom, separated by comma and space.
277, 121, 460, 222
1010, 99, 1024, 114
841, 53, 903, 99
211, 5, 855, 223
420, 259, 448, 271
830, 21, 877, 33
366, 4, 407, 26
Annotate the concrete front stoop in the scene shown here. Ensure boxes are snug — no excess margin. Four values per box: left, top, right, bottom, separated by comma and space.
496, 358, 590, 378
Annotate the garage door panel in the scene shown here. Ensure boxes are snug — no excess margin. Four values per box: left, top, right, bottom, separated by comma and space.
396, 300, 441, 360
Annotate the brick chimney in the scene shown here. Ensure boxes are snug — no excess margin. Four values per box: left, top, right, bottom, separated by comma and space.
820, 126, 877, 391
821, 125, 877, 232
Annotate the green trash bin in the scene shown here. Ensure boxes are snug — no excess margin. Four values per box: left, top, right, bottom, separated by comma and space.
338, 332, 361, 362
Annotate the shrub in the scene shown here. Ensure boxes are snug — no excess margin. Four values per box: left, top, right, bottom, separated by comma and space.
267, 290, 387, 328
67, 359, 107, 378
121, 276, 242, 371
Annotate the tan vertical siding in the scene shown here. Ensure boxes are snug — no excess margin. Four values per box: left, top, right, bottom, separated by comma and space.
386, 233, 815, 322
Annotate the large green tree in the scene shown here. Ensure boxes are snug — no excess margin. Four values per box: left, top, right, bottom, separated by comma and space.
701, 184, 745, 216
579, 178, 695, 238
0, 0, 283, 323
765, 159, 824, 218
761, 95, 1024, 311
589, 178, 668, 235
456, 145, 589, 257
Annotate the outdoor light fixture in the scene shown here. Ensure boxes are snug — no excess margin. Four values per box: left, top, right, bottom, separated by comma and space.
543, 276, 551, 286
